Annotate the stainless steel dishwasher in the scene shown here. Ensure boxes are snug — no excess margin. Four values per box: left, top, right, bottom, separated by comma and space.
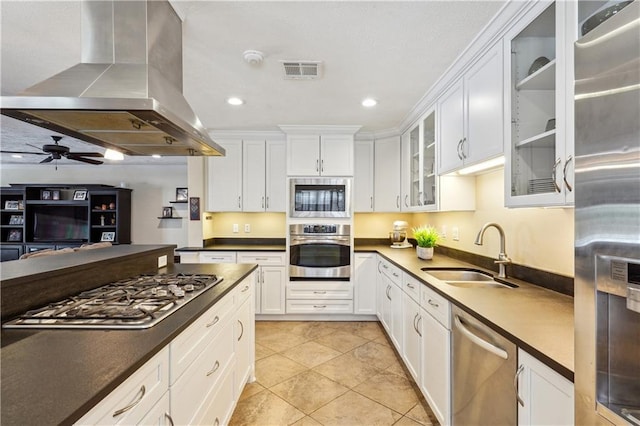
452, 306, 516, 425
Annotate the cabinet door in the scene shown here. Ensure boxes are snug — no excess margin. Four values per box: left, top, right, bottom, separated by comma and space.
400, 130, 412, 211
374, 136, 401, 212
517, 349, 574, 426
260, 266, 286, 314
465, 41, 504, 166
320, 134, 354, 176
265, 140, 287, 212
438, 79, 465, 175
242, 139, 267, 212
287, 135, 320, 175
389, 281, 403, 351
354, 140, 374, 212
235, 296, 254, 397
421, 310, 451, 426
207, 139, 243, 211
354, 253, 377, 315
402, 292, 422, 382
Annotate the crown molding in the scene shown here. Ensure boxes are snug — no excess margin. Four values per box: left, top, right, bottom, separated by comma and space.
208, 129, 286, 141
278, 125, 362, 135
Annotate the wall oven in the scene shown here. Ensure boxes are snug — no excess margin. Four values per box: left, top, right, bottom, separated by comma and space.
290, 178, 351, 218
289, 224, 350, 280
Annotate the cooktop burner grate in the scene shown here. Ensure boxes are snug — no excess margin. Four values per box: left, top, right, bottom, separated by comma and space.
3, 273, 223, 329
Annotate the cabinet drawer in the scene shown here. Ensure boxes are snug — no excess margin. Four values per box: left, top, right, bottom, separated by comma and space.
287, 281, 353, 299
199, 251, 237, 263
379, 258, 403, 285
170, 293, 235, 384
286, 299, 354, 314
75, 348, 169, 426
171, 320, 235, 424
402, 274, 421, 302
192, 360, 236, 426
420, 286, 450, 329
177, 251, 200, 264
237, 251, 286, 266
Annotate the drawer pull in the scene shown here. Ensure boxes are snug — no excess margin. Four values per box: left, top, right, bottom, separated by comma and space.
515, 364, 525, 406
406, 283, 415, 289
313, 291, 327, 294
238, 320, 244, 341
165, 412, 175, 426
206, 360, 220, 377
255, 257, 268, 261
206, 316, 220, 328
313, 305, 327, 309
112, 385, 145, 417
392, 272, 399, 278
428, 299, 439, 308
214, 418, 220, 426
241, 285, 250, 292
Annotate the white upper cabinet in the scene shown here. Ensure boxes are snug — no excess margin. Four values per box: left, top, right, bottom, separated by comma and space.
207, 139, 243, 212
439, 41, 504, 175
354, 140, 375, 212
374, 135, 401, 212
401, 109, 437, 211
283, 126, 360, 176
265, 140, 287, 212
505, 1, 576, 207
242, 139, 267, 212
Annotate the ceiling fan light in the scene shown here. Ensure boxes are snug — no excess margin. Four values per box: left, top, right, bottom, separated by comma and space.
227, 97, 244, 106
104, 149, 124, 161
362, 98, 377, 107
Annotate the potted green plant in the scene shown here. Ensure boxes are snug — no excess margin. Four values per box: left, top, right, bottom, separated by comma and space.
412, 225, 440, 260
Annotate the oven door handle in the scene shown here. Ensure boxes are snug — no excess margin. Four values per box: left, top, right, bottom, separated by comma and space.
290, 238, 350, 246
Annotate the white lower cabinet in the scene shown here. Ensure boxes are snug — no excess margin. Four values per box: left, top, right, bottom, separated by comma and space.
517, 349, 574, 426
235, 286, 255, 397
402, 291, 422, 382
199, 251, 237, 264
286, 281, 353, 314
354, 253, 377, 315
138, 392, 172, 426
237, 252, 286, 315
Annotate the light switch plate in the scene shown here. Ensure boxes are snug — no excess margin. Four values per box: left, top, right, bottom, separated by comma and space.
452, 227, 459, 241
233, 224, 239, 233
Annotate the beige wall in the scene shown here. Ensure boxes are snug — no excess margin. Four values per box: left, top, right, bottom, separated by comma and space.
353, 212, 414, 238
203, 212, 286, 239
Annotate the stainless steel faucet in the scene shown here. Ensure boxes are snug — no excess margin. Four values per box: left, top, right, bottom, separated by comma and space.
474, 222, 512, 278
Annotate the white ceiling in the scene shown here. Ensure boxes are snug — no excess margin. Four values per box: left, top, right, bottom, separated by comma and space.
0, 0, 505, 166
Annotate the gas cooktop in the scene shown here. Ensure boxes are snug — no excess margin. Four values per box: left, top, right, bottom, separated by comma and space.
2, 273, 223, 330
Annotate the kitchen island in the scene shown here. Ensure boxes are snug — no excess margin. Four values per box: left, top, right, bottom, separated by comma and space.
1, 247, 258, 426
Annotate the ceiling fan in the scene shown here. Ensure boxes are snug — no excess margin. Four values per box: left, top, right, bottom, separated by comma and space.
1, 136, 104, 165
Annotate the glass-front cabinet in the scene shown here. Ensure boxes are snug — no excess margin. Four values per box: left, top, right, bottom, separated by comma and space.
402, 109, 436, 211
505, 1, 577, 207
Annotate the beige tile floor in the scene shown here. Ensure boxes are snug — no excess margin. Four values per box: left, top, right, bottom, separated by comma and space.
230, 321, 440, 426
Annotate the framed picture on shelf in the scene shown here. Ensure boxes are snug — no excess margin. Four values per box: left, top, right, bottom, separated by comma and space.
52, 190, 61, 200
176, 187, 188, 202
7, 229, 22, 242
162, 206, 173, 218
73, 190, 87, 200
189, 197, 200, 220
41, 190, 51, 200
100, 231, 115, 242
4, 200, 20, 210
9, 215, 23, 225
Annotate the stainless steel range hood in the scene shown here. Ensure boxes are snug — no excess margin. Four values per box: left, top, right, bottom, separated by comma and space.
0, 0, 224, 157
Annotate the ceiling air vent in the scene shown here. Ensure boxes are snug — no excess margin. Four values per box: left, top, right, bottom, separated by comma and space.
281, 61, 322, 80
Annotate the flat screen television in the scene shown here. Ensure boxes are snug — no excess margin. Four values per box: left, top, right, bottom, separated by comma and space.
33, 206, 89, 242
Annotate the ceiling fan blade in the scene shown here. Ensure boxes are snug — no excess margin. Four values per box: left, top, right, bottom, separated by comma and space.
40, 156, 54, 164
0, 150, 47, 155
68, 152, 104, 158
26, 143, 44, 151
67, 155, 103, 165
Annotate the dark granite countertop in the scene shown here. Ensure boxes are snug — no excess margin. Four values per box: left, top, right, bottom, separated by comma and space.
1, 263, 258, 426
176, 237, 286, 252
356, 245, 574, 381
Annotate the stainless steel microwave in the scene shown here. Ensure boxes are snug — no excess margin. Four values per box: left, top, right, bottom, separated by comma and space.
289, 178, 351, 218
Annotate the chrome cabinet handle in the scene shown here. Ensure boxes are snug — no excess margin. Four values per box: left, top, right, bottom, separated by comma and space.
266, 196, 270, 209
392, 272, 400, 278
238, 320, 244, 341
377, 261, 382, 274
515, 364, 525, 406
316, 159, 319, 172
261, 196, 265, 208
238, 196, 241, 209
406, 283, 415, 289
415, 313, 422, 337
461, 137, 467, 159
313, 291, 327, 294
206, 360, 220, 376
241, 285, 250, 292
396, 195, 400, 208
551, 158, 562, 193
370, 196, 373, 209
113, 385, 145, 417
454, 315, 508, 359
165, 412, 175, 426
404, 194, 409, 207
413, 313, 419, 334
457, 139, 463, 160
563, 155, 573, 192
386, 285, 391, 300
321, 159, 324, 173
314, 305, 327, 308
428, 299, 439, 308
206, 316, 220, 328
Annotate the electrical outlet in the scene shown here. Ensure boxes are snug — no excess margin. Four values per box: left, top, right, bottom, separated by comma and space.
441, 225, 447, 239
452, 227, 460, 241
244, 224, 251, 233
232, 224, 239, 233
157, 255, 167, 268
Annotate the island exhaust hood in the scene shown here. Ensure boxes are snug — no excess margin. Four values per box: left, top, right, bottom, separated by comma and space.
0, 0, 224, 157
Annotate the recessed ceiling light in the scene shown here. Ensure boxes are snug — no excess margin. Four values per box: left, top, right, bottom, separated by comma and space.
104, 149, 124, 161
362, 98, 377, 107
11, 154, 23, 158
152, 154, 162, 159
227, 97, 244, 106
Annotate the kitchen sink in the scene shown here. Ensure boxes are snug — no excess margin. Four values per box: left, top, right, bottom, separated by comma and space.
421, 267, 518, 289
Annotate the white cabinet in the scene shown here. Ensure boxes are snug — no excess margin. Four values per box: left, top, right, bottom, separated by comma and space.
377, 257, 403, 350
206, 139, 243, 212
138, 392, 172, 426
237, 252, 286, 315
235, 283, 255, 397
286, 133, 355, 176
517, 349, 574, 426
286, 281, 353, 314
401, 111, 436, 211
354, 253, 377, 315
208, 138, 286, 212
439, 41, 504, 174
199, 251, 237, 264
354, 140, 375, 212
374, 136, 402, 212
402, 291, 422, 382
420, 285, 451, 426
505, 1, 576, 207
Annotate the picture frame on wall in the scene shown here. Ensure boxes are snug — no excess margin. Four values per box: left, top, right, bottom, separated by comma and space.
176, 187, 188, 202
7, 229, 22, 242
73, 190, 87, 201
100, 231, 115, 242
162, 206, 173, 218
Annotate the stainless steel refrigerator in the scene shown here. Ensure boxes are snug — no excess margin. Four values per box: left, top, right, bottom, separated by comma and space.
574, 1, 640, 425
